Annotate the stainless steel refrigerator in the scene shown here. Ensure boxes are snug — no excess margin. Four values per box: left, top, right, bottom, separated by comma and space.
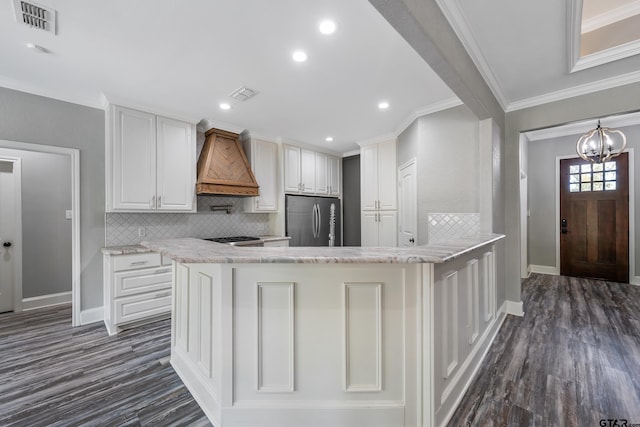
285, 195, 341, 247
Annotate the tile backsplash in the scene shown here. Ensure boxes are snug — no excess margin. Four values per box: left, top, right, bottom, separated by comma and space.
105, 196, 271, 246
427, 213, 480, 243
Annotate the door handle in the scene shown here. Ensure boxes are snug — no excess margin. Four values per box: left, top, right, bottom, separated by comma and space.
316, 204, 322, 238
3, 242, 12, 248
561, 218, 568, 234
409, 238, 415, 243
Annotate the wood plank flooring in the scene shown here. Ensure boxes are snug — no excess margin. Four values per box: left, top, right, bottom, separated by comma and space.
449, 273, 640, 426
0, 305, 211, 427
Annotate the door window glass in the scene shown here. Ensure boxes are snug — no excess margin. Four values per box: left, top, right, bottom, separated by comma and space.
568, 160, 617, 192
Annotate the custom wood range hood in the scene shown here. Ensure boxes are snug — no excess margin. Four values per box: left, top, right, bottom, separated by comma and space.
196, 128, 259, 196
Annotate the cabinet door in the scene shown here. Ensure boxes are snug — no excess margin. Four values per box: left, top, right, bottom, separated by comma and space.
360, 211, 379, 247
378, 210, 398, 247
377, 140, 397, 210
360, 145, 378, 210
300, 149, 316, 193
284, 145, 301, 193
111, 106, 156, 210
253, 139, 279, 211
315, 152, 329, 195
328, 155, 341, 196
156, 116, 195, 211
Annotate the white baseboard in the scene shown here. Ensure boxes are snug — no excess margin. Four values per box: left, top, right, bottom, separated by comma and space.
22, 291, 72, 310
529, 265, 559, 275
80, 306, 104, 325
504, 300, 524, 317
631, 276, 640, 286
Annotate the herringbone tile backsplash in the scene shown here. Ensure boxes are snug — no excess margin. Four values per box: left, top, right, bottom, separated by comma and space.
427, 213, 480, 243
105, 196, 270, 246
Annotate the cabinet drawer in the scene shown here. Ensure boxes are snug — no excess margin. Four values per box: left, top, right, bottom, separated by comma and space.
114, 267, 172, 298
114, 291, 172, 325
113, 253, 162, 271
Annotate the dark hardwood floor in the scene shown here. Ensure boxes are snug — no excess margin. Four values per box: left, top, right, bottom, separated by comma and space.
3, 274, 639, 427
449, 273, 640, 427
0, 305, 211, 427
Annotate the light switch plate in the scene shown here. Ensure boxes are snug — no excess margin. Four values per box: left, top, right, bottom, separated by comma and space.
65, 210, 72, 220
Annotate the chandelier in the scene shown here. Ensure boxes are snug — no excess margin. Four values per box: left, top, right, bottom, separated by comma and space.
576, 120, 627, 163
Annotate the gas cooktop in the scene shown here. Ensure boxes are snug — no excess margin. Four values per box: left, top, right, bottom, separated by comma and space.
203, 236, 263, 246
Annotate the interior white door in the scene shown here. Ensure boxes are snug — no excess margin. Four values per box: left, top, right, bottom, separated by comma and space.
398, 160, 417, 247
0, 160, 18, 313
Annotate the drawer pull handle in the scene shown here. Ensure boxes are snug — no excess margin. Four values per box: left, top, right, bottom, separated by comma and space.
155, 292, 171, 298
156, 268, 171, 274
130, 261, 149, 266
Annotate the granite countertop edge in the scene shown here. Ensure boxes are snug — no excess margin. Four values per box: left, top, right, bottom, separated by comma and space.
139, 234, 505, 264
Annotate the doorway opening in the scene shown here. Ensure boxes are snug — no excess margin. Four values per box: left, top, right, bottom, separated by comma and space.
0, 157, 22, 313
0, 140, 81, 325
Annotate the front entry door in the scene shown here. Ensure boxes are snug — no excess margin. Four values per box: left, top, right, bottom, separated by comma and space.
560, 153, 629, 282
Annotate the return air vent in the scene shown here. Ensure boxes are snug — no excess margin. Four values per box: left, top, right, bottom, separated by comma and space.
229, 86, 258, 102
12, 0, 56, 33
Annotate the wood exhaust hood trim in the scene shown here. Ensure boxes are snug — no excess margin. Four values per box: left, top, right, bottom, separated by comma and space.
196, 127, 259, 196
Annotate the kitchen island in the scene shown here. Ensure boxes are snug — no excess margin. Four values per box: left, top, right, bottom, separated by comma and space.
142, 235, 505, 427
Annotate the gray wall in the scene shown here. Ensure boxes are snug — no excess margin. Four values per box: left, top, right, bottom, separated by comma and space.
505, 81, 640, 302
398, 105, 480, 244
342, 155, 361, 246
0, 148, 72, 298
528, 125, 640, 277
0, 87, 105, 310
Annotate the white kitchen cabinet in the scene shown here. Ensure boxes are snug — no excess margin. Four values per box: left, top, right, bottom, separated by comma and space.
328, 155, 341, 196
361, 139, 396, 211
315, 152, 328, 194
243, 138, 279, 213
361, 210, 397, 246
283, 144, 341, 197
284, 144, 302, 193
103, 252, 172, 335
300, 148, 316, 193
107, 105, 196, 212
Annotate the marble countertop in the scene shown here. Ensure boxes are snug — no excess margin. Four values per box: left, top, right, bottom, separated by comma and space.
101, 245, 152, 255
140, 234, 505, 264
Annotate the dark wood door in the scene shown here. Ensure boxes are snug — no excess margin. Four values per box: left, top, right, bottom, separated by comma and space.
560, 153, 629, 282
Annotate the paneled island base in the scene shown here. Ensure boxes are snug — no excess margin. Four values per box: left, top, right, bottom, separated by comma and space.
153, 236, 505, 427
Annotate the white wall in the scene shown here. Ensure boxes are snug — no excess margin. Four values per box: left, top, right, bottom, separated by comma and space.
0, 148, 72, 298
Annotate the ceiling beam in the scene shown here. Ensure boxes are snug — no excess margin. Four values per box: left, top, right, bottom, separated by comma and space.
369, 0, 505, 128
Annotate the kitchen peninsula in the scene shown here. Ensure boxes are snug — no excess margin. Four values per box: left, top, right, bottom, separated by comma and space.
142, 235, 505, 427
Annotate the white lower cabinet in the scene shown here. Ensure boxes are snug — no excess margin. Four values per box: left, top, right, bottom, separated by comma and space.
103, 252, 172, 335
361, 210, 397, 246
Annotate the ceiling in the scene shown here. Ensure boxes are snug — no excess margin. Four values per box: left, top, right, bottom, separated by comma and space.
3, 1, 640, 154
437, 0, 640, 111
0, 0, 458, 154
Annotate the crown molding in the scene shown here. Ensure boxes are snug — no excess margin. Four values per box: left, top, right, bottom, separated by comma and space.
435, 0, 510, 110
393, 97, 463, 136
196, 118, 245, 134
506, 68, 640, 112
572, 39, 640, 73
525, 110, 640, 141
102, 93, 201, 124
582, 0, 640, 33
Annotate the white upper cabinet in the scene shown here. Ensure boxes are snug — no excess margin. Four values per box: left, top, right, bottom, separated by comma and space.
300, 149, 316, 194
328, 155, 341, 196
283, 144, 302, 193
107, 105, 195, 212
283, 144, 341, 197
361, 139, 397, 211
243, 138, 279, 213
156, 116, 196, 211
315, 152, 328, 194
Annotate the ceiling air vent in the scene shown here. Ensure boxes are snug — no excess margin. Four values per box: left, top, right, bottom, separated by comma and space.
12, 0, 57, 33
229, 86, 258, 102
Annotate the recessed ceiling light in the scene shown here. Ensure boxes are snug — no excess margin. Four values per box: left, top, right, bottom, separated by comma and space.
292, 50, 308, 62
219, 103, 231, 110
325, 136, 334, 142
319, 20, 337, 35
378, 101, 390, 110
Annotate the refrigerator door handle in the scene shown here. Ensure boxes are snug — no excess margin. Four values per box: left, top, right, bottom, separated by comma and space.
313, 204, 319, 238
311, 204, 317, 238
316, 204, 322, 239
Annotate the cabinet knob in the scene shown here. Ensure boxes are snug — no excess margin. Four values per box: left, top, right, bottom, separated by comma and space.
2, 242, 12, 248
409, 238, 415, 243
